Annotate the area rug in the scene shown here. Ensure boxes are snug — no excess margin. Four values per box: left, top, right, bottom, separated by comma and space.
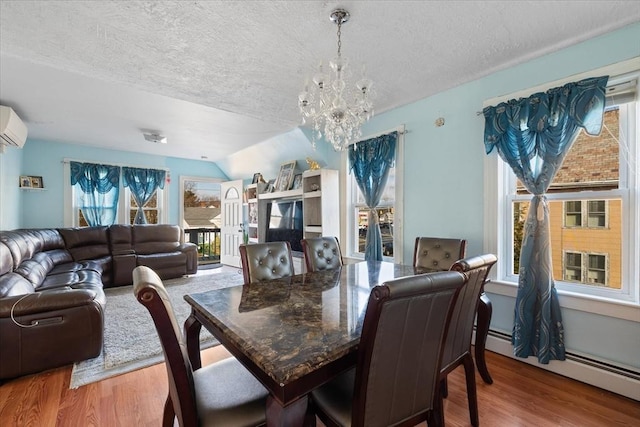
69, 267, 244, 389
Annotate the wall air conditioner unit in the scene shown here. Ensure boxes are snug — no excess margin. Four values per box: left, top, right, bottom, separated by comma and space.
0, 106, 28, 148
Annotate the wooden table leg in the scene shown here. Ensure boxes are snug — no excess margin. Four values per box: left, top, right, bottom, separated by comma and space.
266, 395, 314, 427
475, 292, 493, 384
184, 312, 202, 370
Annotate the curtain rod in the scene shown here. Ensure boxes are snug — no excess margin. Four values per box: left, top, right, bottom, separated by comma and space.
61, 158, 169, 172
356, 124, 408, 144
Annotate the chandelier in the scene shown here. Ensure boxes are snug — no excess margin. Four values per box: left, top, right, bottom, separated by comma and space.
298, 9, 375, 151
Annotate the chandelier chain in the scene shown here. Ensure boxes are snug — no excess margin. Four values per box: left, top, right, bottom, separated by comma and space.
337, 22, 342, 58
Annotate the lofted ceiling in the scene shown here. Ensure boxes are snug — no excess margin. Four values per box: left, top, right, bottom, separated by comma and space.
1, 1, 639, 162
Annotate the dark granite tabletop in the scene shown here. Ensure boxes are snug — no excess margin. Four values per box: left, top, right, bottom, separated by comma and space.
184, 261, 420, 391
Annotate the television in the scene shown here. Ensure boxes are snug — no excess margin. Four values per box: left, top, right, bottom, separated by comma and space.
265, 198, 303, 252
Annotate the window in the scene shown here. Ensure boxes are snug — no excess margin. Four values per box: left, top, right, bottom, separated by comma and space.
563, 200, 608, 228
126, 189, 163, 224
564, 252, 582, 282
486, 65, 639, 304
564, 201, 582, 227
588, 254, 607, 285
65, 161, 168, 227
588, 200, 607, 227
345, 128, 404, 262
563, 251, 608, 286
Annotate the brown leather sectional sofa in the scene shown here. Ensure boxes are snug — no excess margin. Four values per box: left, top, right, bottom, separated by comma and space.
0, 224, 198, 380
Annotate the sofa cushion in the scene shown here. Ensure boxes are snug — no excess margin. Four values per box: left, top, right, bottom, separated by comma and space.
58, 227, 110, 261
44, 249, 74, 266
39, 267, 100, 288
109, 224, 133, 254
0, 273, 35, 298
1, 231, 37, 270
133, 224, 181, 254
137, 252, 187, 269
0, 242, 13, 275
15, 259, 51, 287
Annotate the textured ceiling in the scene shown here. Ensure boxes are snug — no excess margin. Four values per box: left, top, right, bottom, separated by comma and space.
1, 1, 639, 162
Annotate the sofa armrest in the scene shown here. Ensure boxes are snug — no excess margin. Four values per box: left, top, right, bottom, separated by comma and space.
0, 288, 99, 318
0, 289, 104, 379
179, 242, 198, 274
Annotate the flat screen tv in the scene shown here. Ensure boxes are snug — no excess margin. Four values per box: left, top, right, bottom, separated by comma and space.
265, 198, 303, 252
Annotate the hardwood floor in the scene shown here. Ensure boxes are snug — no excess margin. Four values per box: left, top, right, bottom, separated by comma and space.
1, 348, 638, 426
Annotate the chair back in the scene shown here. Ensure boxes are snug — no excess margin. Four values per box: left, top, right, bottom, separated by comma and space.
301, 236, 343, 272
239, 241, 294, 284
441, 254, 498, 371
132, 266, 198, 426
352, 271, 467, 427
413, 237, 467, 271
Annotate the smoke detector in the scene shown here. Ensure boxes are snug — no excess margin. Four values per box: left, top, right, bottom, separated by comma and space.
143, 132, 167, 144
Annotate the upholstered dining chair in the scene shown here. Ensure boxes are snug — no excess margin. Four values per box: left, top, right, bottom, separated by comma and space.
310, 271, 467, 427
413, 237, 467, 272
239, 241, 295, 285
132, 266, 268, 427
440, 253, 498, 427
301, 236, 343, 272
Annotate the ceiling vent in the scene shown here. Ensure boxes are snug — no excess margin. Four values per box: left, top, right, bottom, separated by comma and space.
0, 106, 28, 148
143, 132, 167, 144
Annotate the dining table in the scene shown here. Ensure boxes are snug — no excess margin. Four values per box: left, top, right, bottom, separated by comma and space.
183, 260, 493, 426
184, 260, 419, 426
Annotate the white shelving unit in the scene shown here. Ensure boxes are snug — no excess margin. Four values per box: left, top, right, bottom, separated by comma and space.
302, 169, 339, 240
244, 182, 267, 243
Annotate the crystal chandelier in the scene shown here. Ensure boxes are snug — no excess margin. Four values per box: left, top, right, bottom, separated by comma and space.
298, 9, 375, 151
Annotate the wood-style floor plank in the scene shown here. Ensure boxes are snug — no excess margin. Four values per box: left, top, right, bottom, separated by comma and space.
1, 348, 638, 426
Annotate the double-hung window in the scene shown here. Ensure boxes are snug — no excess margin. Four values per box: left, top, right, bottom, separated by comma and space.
345, 127, 404, 262
486, 64, 639, 304
65, 161, 168, 227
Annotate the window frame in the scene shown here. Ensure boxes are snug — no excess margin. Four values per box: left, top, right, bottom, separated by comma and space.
483, 62, 640, 320
64, 160, 169, 227
342, 126, 405, 263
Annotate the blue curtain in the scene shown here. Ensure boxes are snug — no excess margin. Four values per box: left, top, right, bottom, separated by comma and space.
483, 76, 608, 363
122, 167, 166, 224
70, 161, 121, 226
348, 132, 397, 261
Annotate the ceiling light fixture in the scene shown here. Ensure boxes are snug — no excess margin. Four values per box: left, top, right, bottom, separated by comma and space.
298, 8, 375, 151
143, 132, 167, 144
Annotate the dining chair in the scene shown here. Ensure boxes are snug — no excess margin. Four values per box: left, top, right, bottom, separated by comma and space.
440, 253, 498, 427
132, 265, 268, 427
301, 236, 343, 272
413, 237, 467, 271
310, 271, 467, 427
239, 241, 294, 285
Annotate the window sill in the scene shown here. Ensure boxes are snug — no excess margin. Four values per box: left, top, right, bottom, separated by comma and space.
485, 279, 640, 322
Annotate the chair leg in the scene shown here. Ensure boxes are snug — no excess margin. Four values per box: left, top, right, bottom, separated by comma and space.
184, 313, 203, 370
440, 377, 449, 398
162, 395, 175, 427
463, 354, 479, 426
475, 292, 493, 384
429, 389, 445, 427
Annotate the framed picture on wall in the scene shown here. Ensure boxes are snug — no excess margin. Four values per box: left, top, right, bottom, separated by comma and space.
30, 176, 44, 188
275, 161, 296, 192
19, 175, 31, 188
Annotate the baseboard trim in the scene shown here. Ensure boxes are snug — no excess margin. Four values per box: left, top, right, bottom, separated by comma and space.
481, 330, 640, 401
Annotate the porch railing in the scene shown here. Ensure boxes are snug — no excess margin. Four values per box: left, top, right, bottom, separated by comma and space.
185, 228, 221, 264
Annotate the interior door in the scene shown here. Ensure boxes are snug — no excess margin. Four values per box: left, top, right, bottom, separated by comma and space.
220, 180, 243, 267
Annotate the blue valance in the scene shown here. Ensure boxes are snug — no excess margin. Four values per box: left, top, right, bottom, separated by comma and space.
70, 161, 120, 194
